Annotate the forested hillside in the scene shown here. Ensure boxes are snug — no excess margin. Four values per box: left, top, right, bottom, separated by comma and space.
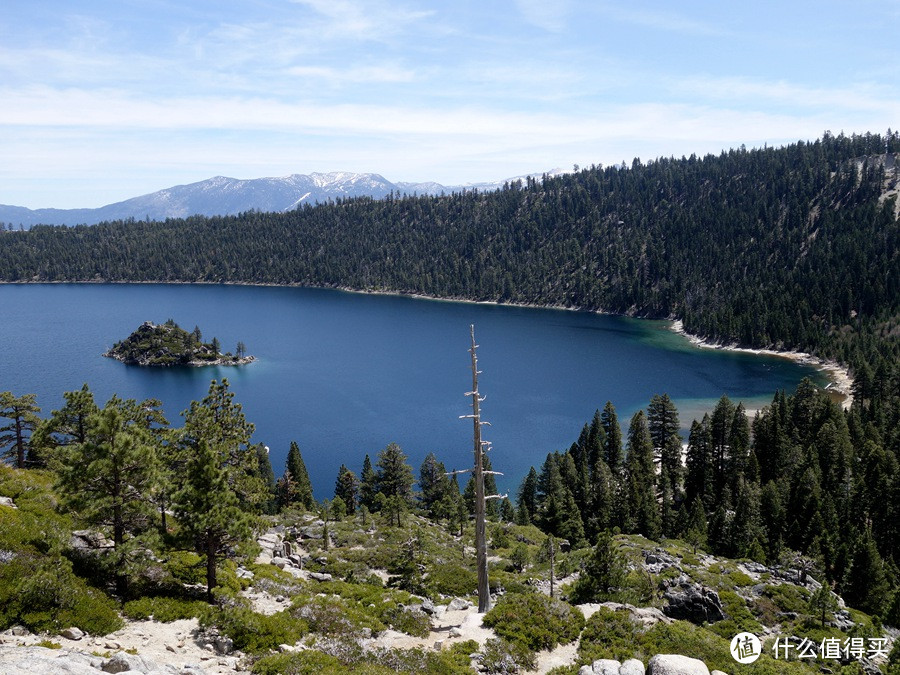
1, 133, 897, 376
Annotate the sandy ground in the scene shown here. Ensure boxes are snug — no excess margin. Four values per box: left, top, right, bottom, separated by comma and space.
670, 320, 854, 408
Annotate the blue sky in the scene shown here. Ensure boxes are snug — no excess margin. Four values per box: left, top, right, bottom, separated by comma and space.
2, 0, 898, 209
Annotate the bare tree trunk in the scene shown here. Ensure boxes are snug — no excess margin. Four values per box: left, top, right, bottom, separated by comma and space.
206, 535, 218, 602
469, 325, 491, 613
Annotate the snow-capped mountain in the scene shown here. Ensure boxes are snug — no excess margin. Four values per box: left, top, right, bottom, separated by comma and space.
0, 169, 564, 227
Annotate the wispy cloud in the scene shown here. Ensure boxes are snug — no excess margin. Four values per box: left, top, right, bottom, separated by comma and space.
597, 3, 727, 36
676, 76, 900, 115
290, 0, 434, 42
286, 64, 417, 84
513, 0, 571, 32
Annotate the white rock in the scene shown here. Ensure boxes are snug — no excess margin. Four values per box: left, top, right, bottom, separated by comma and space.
647, 654, 710, 675
621, 659, 646, 675
591, 659, 621, 674
0, 496, 16, 509
60, 627, 85, 641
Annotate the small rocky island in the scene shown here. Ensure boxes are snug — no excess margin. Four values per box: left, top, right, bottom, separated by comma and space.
104, 320, 255, 367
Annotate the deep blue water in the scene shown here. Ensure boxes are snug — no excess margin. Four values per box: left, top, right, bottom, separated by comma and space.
1, 284, 827, 497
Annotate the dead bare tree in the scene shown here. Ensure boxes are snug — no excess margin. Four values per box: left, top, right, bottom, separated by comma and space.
453, 325, 506, 613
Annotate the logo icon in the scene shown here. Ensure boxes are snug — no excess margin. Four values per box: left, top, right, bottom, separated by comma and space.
730, 632, 762, 664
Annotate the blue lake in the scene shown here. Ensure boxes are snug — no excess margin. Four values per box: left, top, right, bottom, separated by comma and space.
1, 284, 828, 498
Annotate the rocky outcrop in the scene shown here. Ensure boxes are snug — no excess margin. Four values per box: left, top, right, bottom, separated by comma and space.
647, 654, 711, 675
661, 580, 726, 624
0, 646, 207, 675
579, 659, 646, 675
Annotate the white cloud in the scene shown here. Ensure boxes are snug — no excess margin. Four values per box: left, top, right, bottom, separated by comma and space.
513, 0, 571, 32
285, 64, 417, 84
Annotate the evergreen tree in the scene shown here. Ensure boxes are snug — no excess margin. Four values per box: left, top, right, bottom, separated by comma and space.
180, 379, 266, 510
52, 397, 160, 595
334, 464, 359, 513
730, 474, 763, 558
684, 498, 708, 554
586, 457, 614, 538
808, 584, 839, 628
253, 443, 276, 514
648, 393, 680, 461
419, 452, 451, 516
285, 441, 314, 509
30, 383, 97, 463
173, 439, 254, 601
568, 530, 627, 603
375, 442, 415, 504
517, 467, 539, 519
685, 416, 713, 509
359, 454, 378, 510
0, 391, 41, 469
601, 402, 623, 474
625, 410, 660, 539
500, 497, 515, 523
843, 529, 892, 616
710, 395, 736, 499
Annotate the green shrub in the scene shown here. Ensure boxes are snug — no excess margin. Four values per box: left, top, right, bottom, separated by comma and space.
577, 606, 645, 663
164, 551, 206, 585
482, 592, 584, 652
0, 553, 122, 635
290, 595, 384, 638
381, 605, 430, 637
203, 607, 307, 653
252, 641, 477, 675
426, 563, 477, 597
123, 596, 212, 623
707, 590, 764, 638
763, 584, 810, 614
577, 609, 819, 674
481, 637, 537, 673
251, 650, 346, 675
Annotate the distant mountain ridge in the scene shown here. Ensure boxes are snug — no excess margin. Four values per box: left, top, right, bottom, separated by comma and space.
0, 169, 565, 227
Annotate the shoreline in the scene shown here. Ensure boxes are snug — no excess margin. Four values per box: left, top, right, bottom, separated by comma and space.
670, 320, 853, 409
4, 279, 853, 404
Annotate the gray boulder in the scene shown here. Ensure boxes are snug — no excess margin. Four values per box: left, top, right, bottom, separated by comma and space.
448, 597, 472, 611
590, 659, 622, 674
0, 496, 17, 509
662, 585, 725, 624
60, 627, 85, 640
102, 651, 163, 673
621, 659, 646, 675
0, 645, 100, 674
647, 654, 710, 675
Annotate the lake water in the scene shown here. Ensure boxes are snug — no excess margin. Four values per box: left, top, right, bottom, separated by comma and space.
1, 283, 827, 498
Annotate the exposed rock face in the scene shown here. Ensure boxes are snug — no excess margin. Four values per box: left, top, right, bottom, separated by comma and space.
647, 654, 711, 675
579, 659, 646, 675
0, 646, 207, 675
662, 582, 726, 624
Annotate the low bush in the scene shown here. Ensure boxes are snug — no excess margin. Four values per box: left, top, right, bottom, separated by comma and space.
481, 637, 537, 674
577, 610, 819, 674
251, 641, 477, 675
122, 596, 212, 623
203, 606, 307, 653
763, 584, 810, 614
0, 552, 123, 635
290, 595, 384, 638
427, 563, 477, 598
163, 551, 206, 586
707, 589, 764, 639
482, 592, 584, 652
